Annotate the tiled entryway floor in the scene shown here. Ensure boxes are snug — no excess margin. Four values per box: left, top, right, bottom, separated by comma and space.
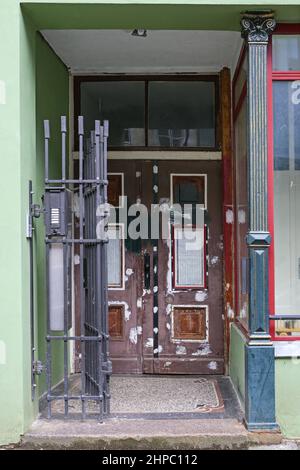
40, 375, 243, 420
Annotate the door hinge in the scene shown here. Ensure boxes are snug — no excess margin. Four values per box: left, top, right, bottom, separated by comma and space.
32, 360, 44, 376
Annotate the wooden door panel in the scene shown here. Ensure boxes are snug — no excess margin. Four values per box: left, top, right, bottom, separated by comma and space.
107, 160, 143, 374
153, 160, 224, 374
107, 159, 224, 375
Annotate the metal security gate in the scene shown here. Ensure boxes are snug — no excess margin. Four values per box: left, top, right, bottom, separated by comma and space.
40, 116, 110, 419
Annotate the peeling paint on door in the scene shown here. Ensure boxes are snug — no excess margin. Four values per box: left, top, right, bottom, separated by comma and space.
129, 327, 138, 345
145, 338, 153, 348
192, 344, 212, 356
226, 209, 234, 224
176, 345, 187, 355
195, 291, 208, 302
226, 302, 234, 319
208, 361, 218, 370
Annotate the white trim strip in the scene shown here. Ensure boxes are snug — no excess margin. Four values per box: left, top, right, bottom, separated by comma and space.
73, 151, 222, 161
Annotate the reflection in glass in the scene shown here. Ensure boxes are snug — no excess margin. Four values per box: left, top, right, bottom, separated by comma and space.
174, 227, 205, 288
273, 35, 300, 71
81, 81, 145, 146
107, 225, 123, 288
148, 81, 216, 148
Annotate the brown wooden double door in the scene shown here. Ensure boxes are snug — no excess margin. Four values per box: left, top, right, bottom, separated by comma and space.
107, 159, 224, 374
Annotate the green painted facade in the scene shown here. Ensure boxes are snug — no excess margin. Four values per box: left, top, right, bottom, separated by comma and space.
229, 323, 245, 403
0, 0, 300, 445
229, 325, 300, 438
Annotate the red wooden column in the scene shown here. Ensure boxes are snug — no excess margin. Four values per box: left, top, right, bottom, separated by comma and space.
220, 67, 235, 366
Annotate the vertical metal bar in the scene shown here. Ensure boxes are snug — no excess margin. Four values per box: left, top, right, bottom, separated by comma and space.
63, 240, 69, 417
44, 120, 50, 183
46, 242, 52, 419
78, 116, 86, 418
60, 116, 69, 416
28, 180, 36, 400
61, 116, 67, 185
102, 120, 110, 414
95, 120, 103, 421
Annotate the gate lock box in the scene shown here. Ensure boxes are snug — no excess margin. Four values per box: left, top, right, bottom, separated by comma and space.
45, 188, 72, 332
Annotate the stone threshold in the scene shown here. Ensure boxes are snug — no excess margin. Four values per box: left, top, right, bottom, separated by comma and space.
21, 417, 282, 450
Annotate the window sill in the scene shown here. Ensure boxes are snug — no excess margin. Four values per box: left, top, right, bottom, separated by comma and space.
274, 341, 300, 358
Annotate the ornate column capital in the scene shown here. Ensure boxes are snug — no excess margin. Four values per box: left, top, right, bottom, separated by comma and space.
241, 12, 276, 43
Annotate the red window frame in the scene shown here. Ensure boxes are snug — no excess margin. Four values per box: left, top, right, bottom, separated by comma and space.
268, 23, 300, 341
172, 224, 207, 290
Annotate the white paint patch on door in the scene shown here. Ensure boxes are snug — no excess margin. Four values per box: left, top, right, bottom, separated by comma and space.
137, 297, 142, 308
195, 291, 208, 302
192, 344, 212, 356
129, 327, 138, 345
226, 209, 234, 224
226, 302, 234, 319
176, 345, 187, 355
208, 361, 218, 370
137, 326, 143, 335
238, 209, 246, 224
125, 268, 134, 277
0, 81, 6, 105
166, 304, 172, 316
154, 345, 163, 354
145, 337, 153, 348
210, 256, 219, 266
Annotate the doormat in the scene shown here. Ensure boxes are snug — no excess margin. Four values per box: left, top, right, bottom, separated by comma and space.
110, 376, 224, 414
41, 375, 225, 417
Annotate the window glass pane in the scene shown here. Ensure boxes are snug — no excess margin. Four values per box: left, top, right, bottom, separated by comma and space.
174, 227, 205, 287
234, 52, 248, 109
234, 98, 249, 327
273, 81, 300, 171
273, 35, 300, 71
80, 81, 145, 146
107, 226, 123, 287
273, 81, 300, 337
148, 81, 216, 148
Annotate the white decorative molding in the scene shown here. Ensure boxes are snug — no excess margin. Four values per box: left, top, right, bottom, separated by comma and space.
72, 151, 222, 161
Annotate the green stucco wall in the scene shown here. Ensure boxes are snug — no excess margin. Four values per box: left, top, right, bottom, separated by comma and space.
229, 324, 300, 438
275, 359, 300, 438
0, 0, 28, 445
0, 1, 68, 445
229, 323, 246, 403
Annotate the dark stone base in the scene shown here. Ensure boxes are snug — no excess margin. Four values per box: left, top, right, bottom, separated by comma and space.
245, 344, 278, 431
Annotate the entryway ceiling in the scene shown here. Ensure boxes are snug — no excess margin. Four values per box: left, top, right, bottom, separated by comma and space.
41, 29, 242, 74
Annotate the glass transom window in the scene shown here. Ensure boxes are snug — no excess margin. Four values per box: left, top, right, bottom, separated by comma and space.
78, 78, 218, 149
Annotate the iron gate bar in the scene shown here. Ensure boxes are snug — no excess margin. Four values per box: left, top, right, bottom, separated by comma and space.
27, 180, 37, 400
43, 115, 111, 420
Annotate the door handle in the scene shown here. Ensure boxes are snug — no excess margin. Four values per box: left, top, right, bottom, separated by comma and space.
144, 253, 151, 289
